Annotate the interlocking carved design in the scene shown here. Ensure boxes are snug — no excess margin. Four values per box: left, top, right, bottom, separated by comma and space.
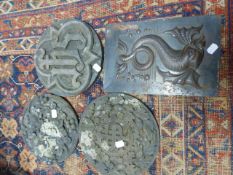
35, 19, 102, 96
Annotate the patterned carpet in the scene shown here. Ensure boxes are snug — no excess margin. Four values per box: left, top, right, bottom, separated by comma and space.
0, 0, 232, 175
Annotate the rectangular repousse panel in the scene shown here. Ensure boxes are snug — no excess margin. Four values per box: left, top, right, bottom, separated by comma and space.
104, 15, 222, 96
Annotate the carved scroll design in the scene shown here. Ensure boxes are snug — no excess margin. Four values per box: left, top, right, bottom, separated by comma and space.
21, 94, 79, 162
79, 94, 159, 175
117, 25, 206, 87
35, 20, 102, 96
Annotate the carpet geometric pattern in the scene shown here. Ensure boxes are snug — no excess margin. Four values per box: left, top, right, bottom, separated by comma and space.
0, 0, 232, 175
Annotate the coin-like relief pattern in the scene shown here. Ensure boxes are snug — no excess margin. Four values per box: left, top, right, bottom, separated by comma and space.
79, 94, 159, 175
21, 94, 79, 162
35, 19, 102, 96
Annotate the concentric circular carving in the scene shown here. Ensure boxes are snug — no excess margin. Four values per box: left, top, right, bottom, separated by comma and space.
133, 46, 154, 71
35, 19, 102, 96
79, 93, 159, 175
21, 94, 79, 162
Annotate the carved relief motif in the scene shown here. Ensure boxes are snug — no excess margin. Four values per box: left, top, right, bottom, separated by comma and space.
104, 16, 221, 96
117, 26, 205, 87
35, 19, 102, 96
21, 94, 79, 162
79, 94, 159, 175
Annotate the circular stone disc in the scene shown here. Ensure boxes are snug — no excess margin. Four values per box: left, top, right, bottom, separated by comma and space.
21, 94, 79, 162
35, 19, 102, 96
79, 93, 160, 175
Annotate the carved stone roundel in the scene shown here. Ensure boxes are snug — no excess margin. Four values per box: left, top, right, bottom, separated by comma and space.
79, 93, 160, 175
35, 19, 102, 96
21, 94, 79, 162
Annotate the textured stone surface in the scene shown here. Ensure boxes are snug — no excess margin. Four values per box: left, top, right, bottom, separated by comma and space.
35, 19, 102, 96
21, 94, 79, 162
104, 15, 222, 96
79, 93, 159, 175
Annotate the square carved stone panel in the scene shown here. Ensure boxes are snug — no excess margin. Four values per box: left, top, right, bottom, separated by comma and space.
104, 15, 222, 96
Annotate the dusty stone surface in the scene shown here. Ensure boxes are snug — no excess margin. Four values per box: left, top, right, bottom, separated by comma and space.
21, 94, 79, 162
79, 93, 159, 175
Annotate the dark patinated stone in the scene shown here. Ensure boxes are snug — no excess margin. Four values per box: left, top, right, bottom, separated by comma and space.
21, 94, 79, 162
79, 93, 159, 175
104, 15, 222, 96
35, 19, 102, 96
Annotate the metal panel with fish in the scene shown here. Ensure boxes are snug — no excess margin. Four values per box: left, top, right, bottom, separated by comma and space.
104, 15, 222, 96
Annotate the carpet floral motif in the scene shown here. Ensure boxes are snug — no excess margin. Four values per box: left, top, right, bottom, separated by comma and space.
0, 81, 20, 112
0, 0, 232, 174
19, 149, 37, 173
0, 141, 21, 173
0, 58, 12, 80
1, 118, 18, 139
64, 155, 89, 175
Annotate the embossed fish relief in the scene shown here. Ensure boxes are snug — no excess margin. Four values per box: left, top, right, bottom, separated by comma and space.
117, 25, 206, 88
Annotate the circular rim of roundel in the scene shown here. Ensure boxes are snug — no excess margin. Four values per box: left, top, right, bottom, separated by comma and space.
34, 19, 103, 96
21, 93, 79, 163
79, 93, 160, 175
